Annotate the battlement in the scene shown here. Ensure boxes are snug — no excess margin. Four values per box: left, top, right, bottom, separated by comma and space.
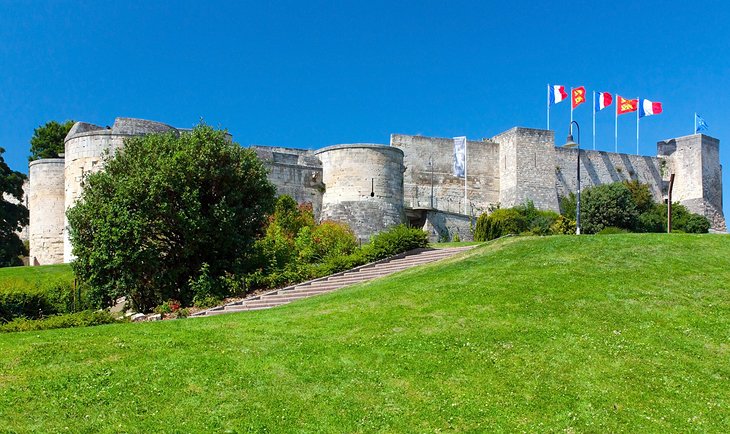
26, 118, 726, 265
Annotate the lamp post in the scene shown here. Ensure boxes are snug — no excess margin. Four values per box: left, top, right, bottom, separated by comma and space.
563, 121, 581, 235
429, 155, 434, 209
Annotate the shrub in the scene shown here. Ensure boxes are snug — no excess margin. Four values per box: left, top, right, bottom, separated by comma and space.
581, 182, 639, 234
0, 288, 57, 323
550, 215, 576, 235
681, 213, 711, 233
268, 196, 315, 240
529, 211, 560, 236
559, 193, 577, 218
313, 221, 358, 259
188, 263, 230, 307
0, 278, 90, 323
452, 233, 460, 242
67, 124, 277, 312
474, 208, 527, 241
624, 180, 655, 214
0, 310, 119, 333
637, 207, 664, 233
361, 225, 429, 262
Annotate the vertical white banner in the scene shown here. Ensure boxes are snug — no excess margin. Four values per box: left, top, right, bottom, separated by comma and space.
453, 136, 466, 178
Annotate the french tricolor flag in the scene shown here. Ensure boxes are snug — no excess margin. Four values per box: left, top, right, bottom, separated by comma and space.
549, 85, 568, 105
639, 99, 663, 118
595, 92, 612, 111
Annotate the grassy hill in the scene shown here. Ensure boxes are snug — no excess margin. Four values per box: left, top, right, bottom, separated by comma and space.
0, 263, 72, 282
1, 234, 728, 432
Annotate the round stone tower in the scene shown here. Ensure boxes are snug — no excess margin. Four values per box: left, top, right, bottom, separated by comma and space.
63, 118, 178, 261
28, 158, 65, 265
315, 144, 405, 242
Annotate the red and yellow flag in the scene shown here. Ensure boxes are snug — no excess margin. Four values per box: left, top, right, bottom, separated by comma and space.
572, 86, 586, 109
617, 95, 638, 115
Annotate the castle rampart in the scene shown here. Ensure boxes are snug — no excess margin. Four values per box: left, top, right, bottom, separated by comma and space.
24, 117, 725, 265
658, 134, 725, 231
28, 159, 65, 265
315, 144, 405, 242
251, 146, 324, 219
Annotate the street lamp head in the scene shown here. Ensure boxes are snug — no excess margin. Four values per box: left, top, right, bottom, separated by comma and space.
564, 120, 581, 149
564, 135, 579, 149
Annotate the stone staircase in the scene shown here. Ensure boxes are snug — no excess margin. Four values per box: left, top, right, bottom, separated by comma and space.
191, 245, 475, 317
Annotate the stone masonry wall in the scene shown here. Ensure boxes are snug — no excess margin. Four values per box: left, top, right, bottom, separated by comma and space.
316, 144, 404, 242
555, 148, 664, 204
659, 134, 725, 232
251, 146, 324, 219
391, 134, 500, 216
423, 210, 474, 242
495, 127, 559, 212
28, 159, 65, 265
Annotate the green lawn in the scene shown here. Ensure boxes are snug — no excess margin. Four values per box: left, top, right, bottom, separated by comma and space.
1, 234, 729, 432
0, 263, 72, 282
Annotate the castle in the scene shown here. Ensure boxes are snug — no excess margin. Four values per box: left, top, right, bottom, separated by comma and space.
24, 117, 726, 265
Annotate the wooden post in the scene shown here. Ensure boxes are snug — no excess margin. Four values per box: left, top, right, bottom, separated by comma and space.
667, 173, 675, 233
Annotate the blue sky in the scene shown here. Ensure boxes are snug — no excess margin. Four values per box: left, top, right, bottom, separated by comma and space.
2, 0, 729, 221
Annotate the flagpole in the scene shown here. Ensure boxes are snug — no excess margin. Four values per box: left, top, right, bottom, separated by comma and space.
570, 87, 574, 134
694, 112, 697, 134
592, 91, 596, 150
464, 138, 468, 216
614, 97, 618, 153
547, 84, 550, 130
636, 97, 640, 155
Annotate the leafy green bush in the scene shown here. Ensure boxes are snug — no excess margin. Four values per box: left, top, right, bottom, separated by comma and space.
314, 221, 359, 259
559, 193, 576, 219
667, 203, 711, 233
296, 220, 358, 263
474, 208, 527, 241
361, 225, 429, 262
0, 288, 57, 323
550, 215, 576, 235
67, 124, 277, 312
0, 278, 90, 323
315, 250, 369, 276
683, 213, 711, 233
0, 310, 119, 333
581, 183, 639, 234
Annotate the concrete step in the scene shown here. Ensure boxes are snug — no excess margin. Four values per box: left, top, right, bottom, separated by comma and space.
191, 245, 477, 317
264, 288, 337, 301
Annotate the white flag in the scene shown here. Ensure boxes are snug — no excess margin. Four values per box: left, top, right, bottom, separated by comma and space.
453, 136, 466, 178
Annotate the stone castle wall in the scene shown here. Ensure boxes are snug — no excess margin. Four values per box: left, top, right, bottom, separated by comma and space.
251, 146, 324, 219
494, 127, 559, 212
391, 134, 500, 216
316, 144, 405, 242
25, 117, 726, 265
658, 134, 725, 232
555, 149, 664, 202
29, 159, 65, 265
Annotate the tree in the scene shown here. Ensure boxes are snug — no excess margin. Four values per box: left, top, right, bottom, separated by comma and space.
581, 182, 639, 234
0, 147, 29, 266
66, 125, 277, 311
29, 120, 75, 161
